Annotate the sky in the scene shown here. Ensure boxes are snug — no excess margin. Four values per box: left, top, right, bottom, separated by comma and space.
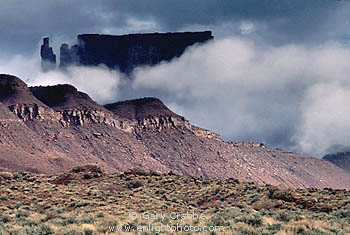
1, 0, 350, 157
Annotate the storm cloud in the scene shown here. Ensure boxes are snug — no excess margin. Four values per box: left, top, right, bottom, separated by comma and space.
1, 0, 350, 57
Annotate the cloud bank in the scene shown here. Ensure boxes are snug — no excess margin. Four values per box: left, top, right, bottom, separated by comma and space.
2, 36, 350, 158
130, 38, 350, 157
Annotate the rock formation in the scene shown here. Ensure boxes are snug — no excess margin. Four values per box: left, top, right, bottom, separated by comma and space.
40, 31, 213, 73
40, 38, 56, 72
60, 43, 80, 68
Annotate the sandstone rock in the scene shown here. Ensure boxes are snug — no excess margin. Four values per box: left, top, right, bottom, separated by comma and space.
60, 43, 79, 68
58, 31, 213, 73
40, 37, 56, 72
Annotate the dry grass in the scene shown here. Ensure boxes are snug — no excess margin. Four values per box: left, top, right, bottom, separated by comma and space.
0, 167, 349, 234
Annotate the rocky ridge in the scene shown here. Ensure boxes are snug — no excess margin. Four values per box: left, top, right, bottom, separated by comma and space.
0, 74, 350, 189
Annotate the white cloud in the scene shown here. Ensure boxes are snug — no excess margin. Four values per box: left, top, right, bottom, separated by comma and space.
294, 83, 350, 156
131, 37, 350, 157
102, 17, 161, 35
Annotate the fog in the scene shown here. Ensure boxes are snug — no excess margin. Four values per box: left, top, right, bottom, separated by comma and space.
0, 55, 122, 104
1, 37, 350, 157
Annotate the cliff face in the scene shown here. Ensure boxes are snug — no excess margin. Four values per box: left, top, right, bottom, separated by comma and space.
74, 32, 213, 73
40, 31, 213, 73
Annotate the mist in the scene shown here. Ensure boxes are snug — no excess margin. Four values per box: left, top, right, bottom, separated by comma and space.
0, 55, 122, 103
1, 37, 350, 157
131, 38, 350, 157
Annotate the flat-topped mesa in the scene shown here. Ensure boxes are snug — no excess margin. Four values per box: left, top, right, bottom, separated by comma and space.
40, 38, 56, 72
58, 31, 214, 73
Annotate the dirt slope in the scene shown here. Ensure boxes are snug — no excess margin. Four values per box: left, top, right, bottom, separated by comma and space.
0, 74, 349, 189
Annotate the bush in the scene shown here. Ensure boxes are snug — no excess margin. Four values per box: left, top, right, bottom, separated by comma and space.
80, 216, 95, 224
37, 224, 54, 235
128, 180, 143, 189
0, 215, 10, 223
275, 211, 292, 223
267, 223, 282, 233
64, 230, 77, 235
259, 209, 276, 216
13, 172, 23, 179
71, 165, 103, 174
84, 229, 93, 235
236, 227, 258, 235
334, 210, 350, 218
15, 202, 23, 209
127, 168, 150, 176
208, 214, 230, 227
16, 210, 29, 218
253, 199, 282, 210
235, 214, 263, 227
269, 189, 296, 202
96, 212, 104, 218
60, 216, 77, 226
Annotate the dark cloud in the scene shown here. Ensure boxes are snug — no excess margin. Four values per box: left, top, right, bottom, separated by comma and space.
1, 0, 349, 57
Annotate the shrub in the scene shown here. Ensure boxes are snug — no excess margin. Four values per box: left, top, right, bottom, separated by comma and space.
0, 215, 10, 223
16, 210, 29, 218
128, 180, 143, 189
37, 224, 54, 235
96, 212, 104, 218
208, 214, 229, 227
15, 202, 23, 209
84, 229, 93, 235
235, 214, 263, 227
275, 211, 292, 223
64, 230, 77, 235
80, 216, 95, 224
270, 189, 296, 202
334, 210, 350, 218
253, 199, 282, 210
259, 209, 276, 216
60, 216, 77, 226
236, 227, 258, 235
13, 172, 23, 179
266, 223, 282, 233
127, 168, 150, 176
71, 165, 103, 174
